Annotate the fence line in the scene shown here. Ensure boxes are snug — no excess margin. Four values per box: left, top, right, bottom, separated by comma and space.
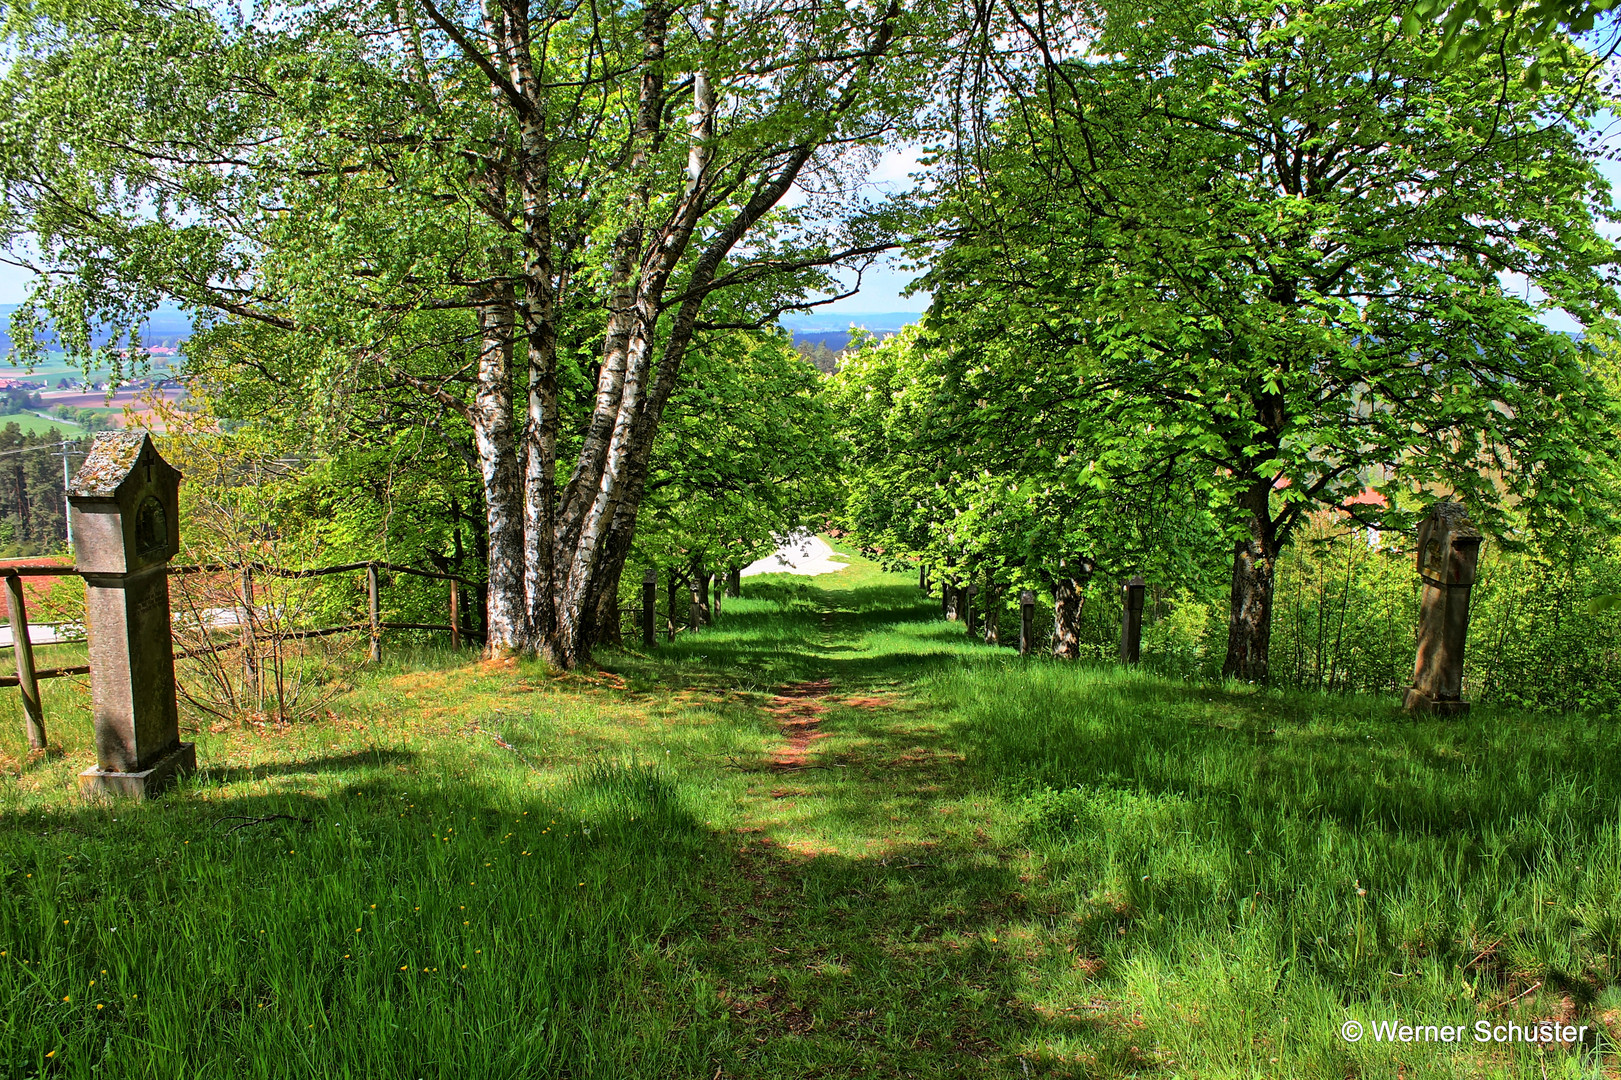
0, 558, 485, 713
169, 560, 482, 586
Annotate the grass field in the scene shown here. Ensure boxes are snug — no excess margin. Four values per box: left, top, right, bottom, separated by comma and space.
0, 547, 1615, 1077
0, 415, 77, 437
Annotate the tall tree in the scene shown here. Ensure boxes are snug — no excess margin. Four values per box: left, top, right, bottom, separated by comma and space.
1, 0, 944, 666
830, 324, 1218, 654
928, 0, 1621, 680
634, 331, 840, 620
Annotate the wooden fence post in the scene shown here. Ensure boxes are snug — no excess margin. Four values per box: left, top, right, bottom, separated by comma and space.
240, 565, 256, 691
6, 574, 43, 751
1019, 590, 1035, 656
367, 563, 381, 663
642, 569, 657, 648
1119, 575, 1146, 664
448, 579, 461, 650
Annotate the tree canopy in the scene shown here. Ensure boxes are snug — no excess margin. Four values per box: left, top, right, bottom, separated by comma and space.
830, 0, 1621, 679
1, 0, 957, 666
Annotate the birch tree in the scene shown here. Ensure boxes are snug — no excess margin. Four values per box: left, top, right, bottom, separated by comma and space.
1, 0, 941, 666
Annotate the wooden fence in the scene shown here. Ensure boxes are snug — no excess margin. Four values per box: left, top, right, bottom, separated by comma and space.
2, 559, 482, 744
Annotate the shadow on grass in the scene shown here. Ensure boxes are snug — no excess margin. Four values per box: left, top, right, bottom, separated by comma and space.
700, 835, 1150, 1079
604, 579, 1014, 697
1, 747, 1114, 1079
196, 747, 419, 785
0, 760, 729, 1079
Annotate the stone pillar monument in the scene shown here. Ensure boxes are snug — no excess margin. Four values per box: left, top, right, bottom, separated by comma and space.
1119, 576, 1146, 664
1404, 501, 1482, 715
69, 432, 193, 798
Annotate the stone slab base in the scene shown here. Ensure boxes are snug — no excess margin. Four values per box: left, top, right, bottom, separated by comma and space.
79, 742, 195, 800
1403, 689, 1471, 716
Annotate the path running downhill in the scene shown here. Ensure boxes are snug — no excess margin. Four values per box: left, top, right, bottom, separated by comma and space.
740, 531, 849, 577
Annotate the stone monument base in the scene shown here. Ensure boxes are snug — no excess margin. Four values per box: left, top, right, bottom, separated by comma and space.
1403, 689, 1471, 716
79, 741, 195, 800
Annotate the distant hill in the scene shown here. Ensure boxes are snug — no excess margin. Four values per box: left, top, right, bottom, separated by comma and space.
782, 311, 921, 371
779, 310, 921, 334
0, 301, 924, 371
0, 303, 193, 351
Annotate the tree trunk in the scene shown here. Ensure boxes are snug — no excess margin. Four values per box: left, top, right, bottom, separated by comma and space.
982, 575, 999, 645
1052, 577, 1087, 659
1222, 526, 1279, 683
726, 565, 741, 598
587, 495, 640, 649
689, 557, 711, 624
591, 558, 624, 647
470, 287, 528, 657
491, 0, 890, 670
667, 568, 681, 638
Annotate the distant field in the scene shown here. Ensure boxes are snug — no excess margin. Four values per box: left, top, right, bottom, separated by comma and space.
0, 352, 180, 384
0, 414, 77, 437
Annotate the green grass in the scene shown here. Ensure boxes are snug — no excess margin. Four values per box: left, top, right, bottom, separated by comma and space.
0, 546, 1615, 1077
0, 415, 78, 437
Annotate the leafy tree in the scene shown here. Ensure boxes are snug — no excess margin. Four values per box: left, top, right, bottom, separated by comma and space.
1406, 0, 1618, 89
0, 424, 82, 556
831, 325, 1221, 654
0, 0, 950, 667
927, 0, 1621, 680
630, 331, 839, 631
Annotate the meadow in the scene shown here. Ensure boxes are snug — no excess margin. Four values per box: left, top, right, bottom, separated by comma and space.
0, 416, 76, 438
0, 548, 1615, 1078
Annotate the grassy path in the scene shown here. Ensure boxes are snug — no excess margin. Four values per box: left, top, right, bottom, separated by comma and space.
2, 546, 1620, 1077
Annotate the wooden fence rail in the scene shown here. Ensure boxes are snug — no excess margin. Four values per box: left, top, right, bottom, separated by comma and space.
4, 558, 483, 748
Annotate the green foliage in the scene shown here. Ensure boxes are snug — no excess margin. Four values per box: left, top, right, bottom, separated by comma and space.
0, 424, 81, 557
1115, 515, 1621, 712
934, 0, 1620, 536
829, 325, 1223, 602
1406, 0, 1618, 89
633, 333, 840, 583
46, 405, 113, 433
0, 385, 43, 415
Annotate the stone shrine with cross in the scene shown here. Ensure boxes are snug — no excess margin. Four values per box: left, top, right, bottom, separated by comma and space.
69, 432, 193, 798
